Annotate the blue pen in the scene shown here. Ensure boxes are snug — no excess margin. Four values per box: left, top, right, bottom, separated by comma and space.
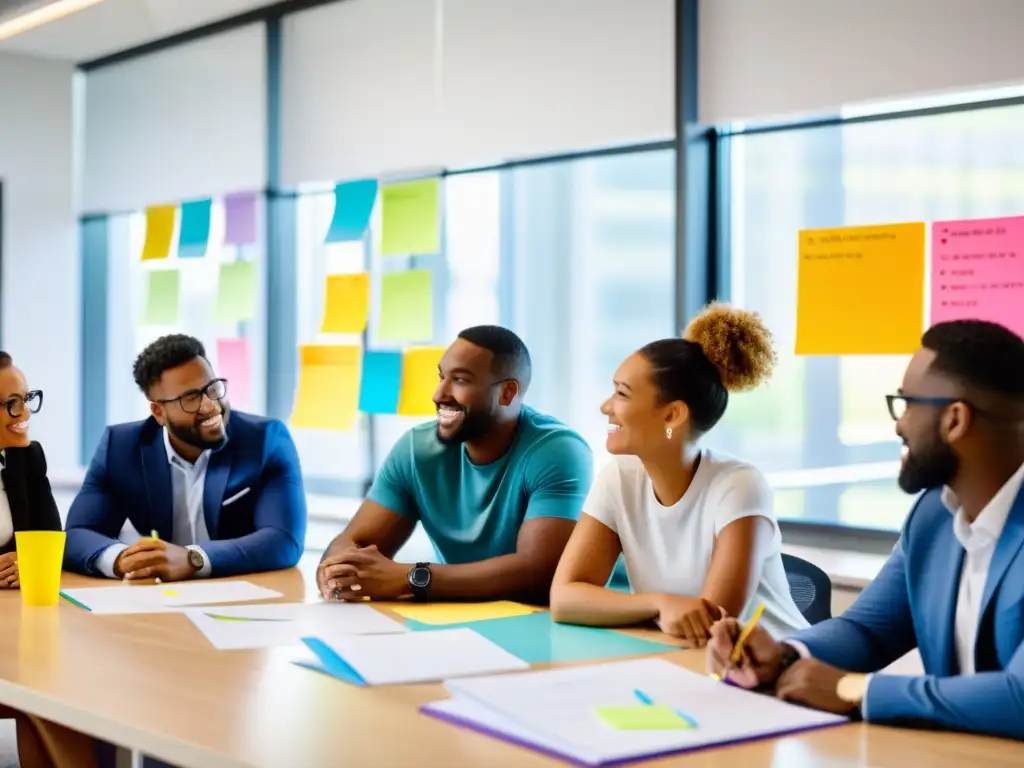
632, 689, 699, 728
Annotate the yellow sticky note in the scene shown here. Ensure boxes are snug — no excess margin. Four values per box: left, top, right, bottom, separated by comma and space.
397, 346, 445, 416
388, 601, 541, 625
162, 589, 178, 598
381, 178, 440, 255
141, 205, 176, 261
796, 222, 925, 355
142, 269, 180, 326
321, 272, 370, 334
213, 260, 256, 324
379, 270, 433, 342
290, 345, 361, 431
595, 705, 692, 731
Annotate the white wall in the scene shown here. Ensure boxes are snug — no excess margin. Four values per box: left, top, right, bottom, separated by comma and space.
83, 23, 267, 213
700, 0, 1024, 123
0, 52, 78, 478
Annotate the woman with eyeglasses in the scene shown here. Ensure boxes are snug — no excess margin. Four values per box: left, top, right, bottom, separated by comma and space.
0, 350, 99, 768
0, 350, 59, 584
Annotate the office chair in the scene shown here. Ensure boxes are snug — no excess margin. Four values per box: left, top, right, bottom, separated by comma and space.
782, 553, 832, 625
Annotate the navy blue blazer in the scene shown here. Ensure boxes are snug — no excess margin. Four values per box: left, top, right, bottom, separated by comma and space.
792, 486, 1024, 739
64, 411, 307, 577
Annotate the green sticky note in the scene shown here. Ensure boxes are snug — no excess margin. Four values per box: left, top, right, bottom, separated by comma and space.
378, 269, 433, 341
595, 705, 691, 731
213, 260, 256, 324
142, 269, 180, 325
381, 178, 440, 256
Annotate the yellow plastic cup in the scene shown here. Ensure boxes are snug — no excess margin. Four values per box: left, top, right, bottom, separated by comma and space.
15, 531, 66, 607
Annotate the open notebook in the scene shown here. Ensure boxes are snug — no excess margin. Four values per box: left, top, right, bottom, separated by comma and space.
422, 658, 847, 766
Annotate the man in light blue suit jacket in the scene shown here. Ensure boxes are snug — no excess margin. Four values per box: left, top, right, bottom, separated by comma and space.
708, 320, 1024, 741
65, 334, 307, 580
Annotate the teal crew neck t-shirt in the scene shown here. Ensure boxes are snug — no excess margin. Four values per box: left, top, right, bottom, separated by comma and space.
366, 405, 594, 564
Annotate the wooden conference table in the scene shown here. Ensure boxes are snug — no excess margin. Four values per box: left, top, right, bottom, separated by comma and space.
0, 570, 1018, 768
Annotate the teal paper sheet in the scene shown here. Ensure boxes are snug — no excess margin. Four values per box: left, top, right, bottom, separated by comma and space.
406, 610, 676, 664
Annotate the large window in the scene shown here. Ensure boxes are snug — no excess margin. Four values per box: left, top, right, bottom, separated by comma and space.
293, 147, 676, 493
712, 102, 1024, 531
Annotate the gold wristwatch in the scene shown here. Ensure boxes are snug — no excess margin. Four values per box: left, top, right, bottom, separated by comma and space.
836, 673, 867, 706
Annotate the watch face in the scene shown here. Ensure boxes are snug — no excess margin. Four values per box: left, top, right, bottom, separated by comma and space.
188, 549, 204, 569
410, 566, 430, 588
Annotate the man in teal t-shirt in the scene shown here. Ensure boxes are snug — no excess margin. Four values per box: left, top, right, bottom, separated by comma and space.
317, 326, 593, 604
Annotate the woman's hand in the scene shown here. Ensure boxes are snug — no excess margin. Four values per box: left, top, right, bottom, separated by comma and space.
654, 595, 722, 646
0, 552, 19, 589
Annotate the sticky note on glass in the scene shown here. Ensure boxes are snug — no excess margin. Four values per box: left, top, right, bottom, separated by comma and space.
216, 338, 251, 411
321, 272, 370, 334
594, 705, 692, 731
930, 216, 1024, 337
379, 269, 433, 341
358, 350, 403, 414
142, 269, 180, 325
141, 204, 176, 261
381, 178, 440, 256
224, 191, 258, 246
213, 260, 256, 324
796, 222, 925, 355
326, 180, 378, 243
397, 346, 445, 416
178, 198, 212, 258
290, 345, 361, 431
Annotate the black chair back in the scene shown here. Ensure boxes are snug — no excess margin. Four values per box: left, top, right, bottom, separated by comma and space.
782, 553, 832, 625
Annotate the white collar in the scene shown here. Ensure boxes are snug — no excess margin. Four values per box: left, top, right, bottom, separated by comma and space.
0, 449, 5, 468
942, 461, 1024, 551
162, 427, 210, 470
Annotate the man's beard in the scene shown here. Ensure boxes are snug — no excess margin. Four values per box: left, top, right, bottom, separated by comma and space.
897, 425, 959, 494
167, 407, 229, 451
436, 408, 496, 445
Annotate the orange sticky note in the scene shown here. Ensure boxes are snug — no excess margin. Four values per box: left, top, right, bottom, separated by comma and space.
321, 272, 370, 334
289, 345, 361, 431
795, 222, 925, 355
397, 346, 445, 416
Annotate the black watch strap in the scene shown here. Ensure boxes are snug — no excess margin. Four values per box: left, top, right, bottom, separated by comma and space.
408, 562, 431, 601
779, 643, 802, 672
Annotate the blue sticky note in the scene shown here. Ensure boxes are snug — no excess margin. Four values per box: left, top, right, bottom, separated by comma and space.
406, 611, 676, 664
178, 198, 212, 258
358, 351, 403, 414
326, 180, 378, 243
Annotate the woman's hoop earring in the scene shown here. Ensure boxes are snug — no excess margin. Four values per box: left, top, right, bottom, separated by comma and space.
666, 427, 673, 440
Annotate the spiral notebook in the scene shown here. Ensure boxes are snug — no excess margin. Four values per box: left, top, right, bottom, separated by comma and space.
421, 658, 848, 766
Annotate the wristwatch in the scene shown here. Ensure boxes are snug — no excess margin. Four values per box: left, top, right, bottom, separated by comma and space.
837, 673, 868, 707
407, 562, 432, 601
186, 546, 205, 573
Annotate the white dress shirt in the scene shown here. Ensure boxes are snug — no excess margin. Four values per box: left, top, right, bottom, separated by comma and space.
786, 461, 1024, 714
96, 430, 213, 578
0, 450, 11, 550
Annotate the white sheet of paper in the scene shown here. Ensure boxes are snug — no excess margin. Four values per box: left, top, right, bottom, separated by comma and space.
185, 602, 408, 650
312, 627, 530, 684
432, 658, 846, 765
61, 581, 284, 615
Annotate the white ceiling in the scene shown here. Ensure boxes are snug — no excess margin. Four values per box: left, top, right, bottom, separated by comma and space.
0, 0, 282, 62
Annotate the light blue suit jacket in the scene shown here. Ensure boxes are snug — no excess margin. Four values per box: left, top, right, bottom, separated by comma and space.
792, 487, 1024, 739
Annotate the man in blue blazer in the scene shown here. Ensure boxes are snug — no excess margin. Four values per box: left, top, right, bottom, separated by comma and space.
708, 319, 1024, 740
65, 334, 307, 580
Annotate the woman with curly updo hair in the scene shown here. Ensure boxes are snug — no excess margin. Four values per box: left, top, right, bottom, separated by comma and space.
550, 303, 808, 645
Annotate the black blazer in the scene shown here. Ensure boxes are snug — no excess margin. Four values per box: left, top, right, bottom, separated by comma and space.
0, 441, 62, 555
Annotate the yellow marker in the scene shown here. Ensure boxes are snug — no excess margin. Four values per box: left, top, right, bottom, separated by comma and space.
712, 603, 765, 681
151, 530, 162, 585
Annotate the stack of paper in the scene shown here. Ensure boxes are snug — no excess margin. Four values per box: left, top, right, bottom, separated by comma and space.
422, 658, 847, 765
295, 627, 530, 685
184, 602, 407, 650
60, 581, 283, 615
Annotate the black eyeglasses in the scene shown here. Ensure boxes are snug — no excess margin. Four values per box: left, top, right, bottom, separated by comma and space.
3, 390, 42, 419
156, 379, 227, 414
886, 393, 968, 421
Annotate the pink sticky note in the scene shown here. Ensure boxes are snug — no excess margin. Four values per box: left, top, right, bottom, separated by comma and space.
217, 338, 252, 411
930, 216, 1024, 336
